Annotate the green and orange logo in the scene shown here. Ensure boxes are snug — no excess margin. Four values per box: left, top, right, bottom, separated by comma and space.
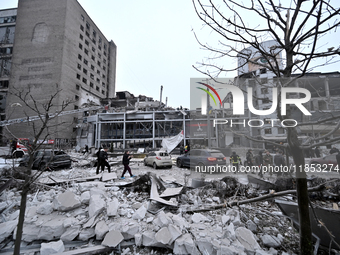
196, 82, 222, 106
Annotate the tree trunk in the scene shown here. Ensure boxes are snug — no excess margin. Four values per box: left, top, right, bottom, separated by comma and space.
287, 128, 313, 254
13, 183, 29, 255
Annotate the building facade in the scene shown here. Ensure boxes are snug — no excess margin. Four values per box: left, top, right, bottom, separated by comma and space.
1, 0, 116, 143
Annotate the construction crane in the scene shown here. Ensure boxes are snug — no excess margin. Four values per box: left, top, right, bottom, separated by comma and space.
0, 105, 103, 127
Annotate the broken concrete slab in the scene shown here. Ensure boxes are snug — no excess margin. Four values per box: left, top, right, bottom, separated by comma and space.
102, 172, 118, 182
107, 198, 119, 217
167, 224, 182, 244
135, 233, 142, 246
159, 187, 183, 198
121, 224, 140, 240
191, 213, 210, 224
78, 228, 95, 241
196, 237, 214, 255
88, 194, 105, 218
0, 220, 17, 243
53, 191, 81, 212
102, 230, 124, 247
80, 191, 90, 204
173, 233, 199, 255
40, 240, 64, 255
172, 214, 189, 231
235, 227, 261, 252
37, 216, 66, 241
60, 226, 80, 242
155, 227, 172, 245
153, 210, 172, 228
95, 220, 109, 240
261, 234, 281, 248
37, 200, 54, 215
142, 230, 165, 248
132, 205, 147, 220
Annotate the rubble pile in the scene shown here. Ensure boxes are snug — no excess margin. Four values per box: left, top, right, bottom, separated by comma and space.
0, 170, 307, 255
2, 153, 340, 255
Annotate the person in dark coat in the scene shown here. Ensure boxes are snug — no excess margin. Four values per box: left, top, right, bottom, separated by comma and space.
336, 151, 340, 171
274, 150, 285, 176
330, 146, 339, 154
121, 151, 135, 179
97, 148, 111, 174
255, 150, 264, 177
95, 146, 102, 174
314, 147, 321, 158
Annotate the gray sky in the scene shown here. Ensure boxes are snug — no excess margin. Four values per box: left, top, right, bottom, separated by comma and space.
2, 1, 339, 109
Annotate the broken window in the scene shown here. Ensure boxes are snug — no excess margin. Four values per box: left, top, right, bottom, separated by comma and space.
264, 128, 272, 134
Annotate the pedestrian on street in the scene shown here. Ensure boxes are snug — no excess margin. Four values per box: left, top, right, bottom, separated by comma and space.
255, 150, 264, 177
121, 150, 135, 179
95, 146, 102, 174
336, 151, 340, 172
230, 151, 242, 173
330, 146, 339, 154
314, 147, 321, 158
246, 149, 254, 167
263, 150, 273, 175
274, 150, 286, 176
97, 148, 111, 174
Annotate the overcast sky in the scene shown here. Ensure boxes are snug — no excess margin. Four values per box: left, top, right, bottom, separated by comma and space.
2, 1, 339, 109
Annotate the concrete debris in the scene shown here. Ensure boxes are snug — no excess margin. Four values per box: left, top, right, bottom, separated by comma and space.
261, 234, 282, 248
0, 220, 17, 243
95, 220, 109, 240
102, 230, 124, 247
1, 150, 320, 254
53, 191, 81, 211
173, 233, 199, 255
121, 224, 140, 240
40, 240, 65, 255
155, 227, 172, 245
36, 200, 54, 215
132, 205, 147, 220
88, 194, 105, 218
107, 198, 119, 217
235, 227, 262, 252
60, 225, 80, 242
191, 212, 210, 223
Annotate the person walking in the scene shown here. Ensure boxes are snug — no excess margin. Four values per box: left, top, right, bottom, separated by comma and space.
263, 150, 273, 175
95, 146, 102, 174
314, 147, 321, 158
255, 150, 264, 177
97, 148, 111, 174
230, 151, 242, 173
246, 149, 254, 167
121, 151, 135, 179
274, 150, 285, 176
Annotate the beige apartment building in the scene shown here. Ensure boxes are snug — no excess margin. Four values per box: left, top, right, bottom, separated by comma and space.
1, 0, 116, 143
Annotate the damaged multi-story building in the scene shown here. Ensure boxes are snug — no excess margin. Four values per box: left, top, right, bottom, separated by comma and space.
0, 0, 117, 145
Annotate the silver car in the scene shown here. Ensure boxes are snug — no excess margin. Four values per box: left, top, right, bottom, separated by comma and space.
144, 151, 173, 169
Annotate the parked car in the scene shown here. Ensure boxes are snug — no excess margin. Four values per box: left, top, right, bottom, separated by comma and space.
19, 149, 72, 170
309, 154, 338, 170
144, 151, 172, 169
176, 149, 227, 168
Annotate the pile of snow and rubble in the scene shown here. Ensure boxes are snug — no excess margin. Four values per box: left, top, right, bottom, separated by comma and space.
1, 152, 340, 255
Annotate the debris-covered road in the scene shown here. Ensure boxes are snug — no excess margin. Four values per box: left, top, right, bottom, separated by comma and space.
0, 151, 340, 255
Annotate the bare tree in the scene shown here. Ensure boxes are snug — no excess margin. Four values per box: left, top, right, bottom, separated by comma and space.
192, 0, 340, 254
4, 85, 72, 255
